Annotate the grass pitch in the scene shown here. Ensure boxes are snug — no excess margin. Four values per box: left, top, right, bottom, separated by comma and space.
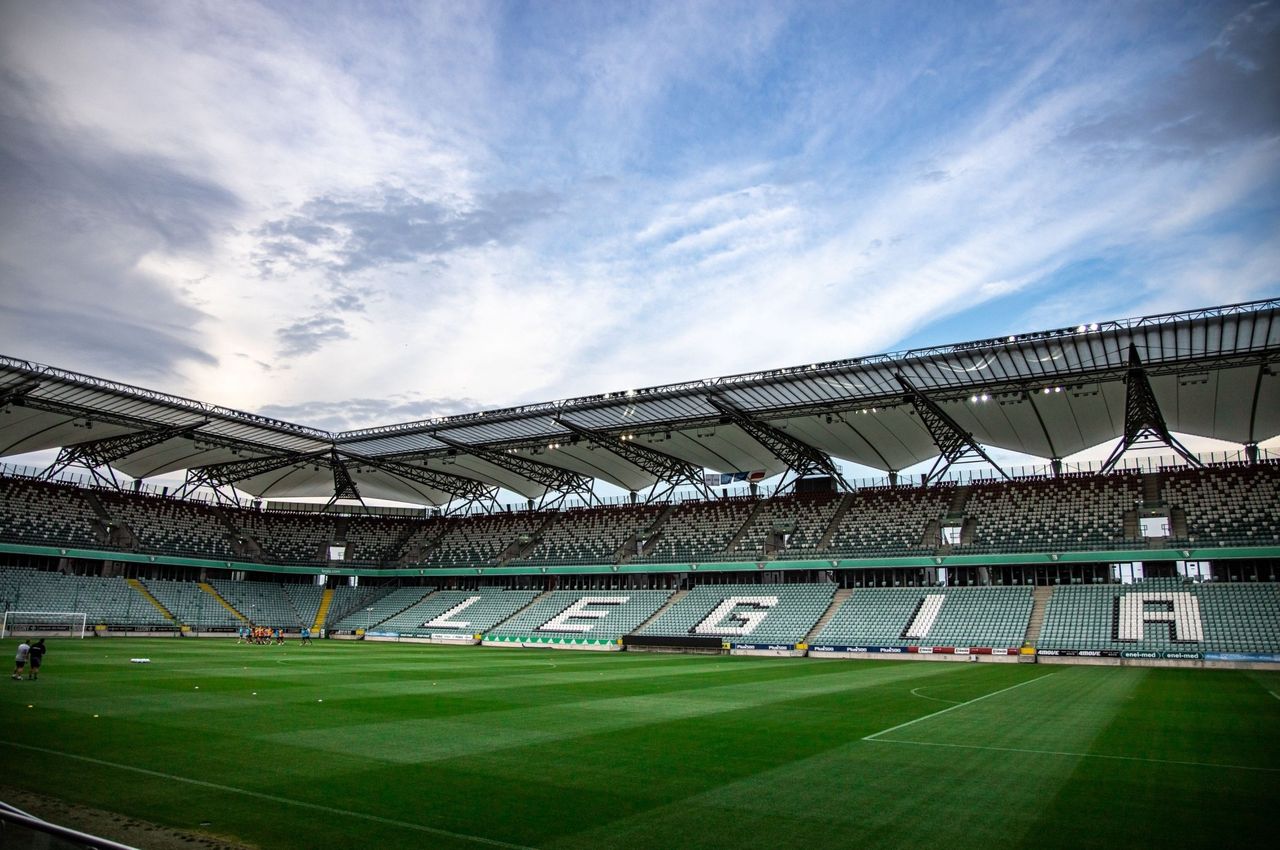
1, 639, 1277, 849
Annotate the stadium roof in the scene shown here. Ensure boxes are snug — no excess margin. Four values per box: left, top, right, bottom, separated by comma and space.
2, 299, 1278, 506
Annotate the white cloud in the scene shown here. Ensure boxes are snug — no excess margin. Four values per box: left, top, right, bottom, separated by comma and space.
0, 0, 1275, 437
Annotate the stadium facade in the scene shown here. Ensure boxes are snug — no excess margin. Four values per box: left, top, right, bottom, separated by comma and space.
1, 299, 1277, 666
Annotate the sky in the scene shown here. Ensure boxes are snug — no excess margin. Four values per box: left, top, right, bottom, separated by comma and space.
1, 0, 1278, 444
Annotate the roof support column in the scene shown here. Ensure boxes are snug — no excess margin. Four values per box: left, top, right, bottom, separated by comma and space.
707, 395, 849, 495
342, 454, 499, 515
42, 421, 207, 489
434, 434, 597, 509
177, 449, 331, 506
896, 375, 1008, 486
556, 418, 713, 502
1099, 345, 1202, 473
324, 450, 366, 513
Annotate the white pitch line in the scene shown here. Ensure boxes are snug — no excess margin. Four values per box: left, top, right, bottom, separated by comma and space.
864, 738, 1280, 774
1269, 690, 1280, 702
909, 686, 961, 706
863, 674, 1055, 741
0, 741, 538, 850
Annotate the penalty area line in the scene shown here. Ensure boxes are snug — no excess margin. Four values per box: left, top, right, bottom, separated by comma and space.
0, 741, 538, 850
863, 673, 1056, 741
863, 738, 1280, 774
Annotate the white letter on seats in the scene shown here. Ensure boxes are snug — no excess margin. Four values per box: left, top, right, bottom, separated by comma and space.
693, 596, 779, 636
539, 596, 628, 633
426, 596, 482, 630
1117, 592, 1204, 642
904, 594, 945, 639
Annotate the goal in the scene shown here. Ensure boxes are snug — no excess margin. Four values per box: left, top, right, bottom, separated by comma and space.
0, 611, 88, 639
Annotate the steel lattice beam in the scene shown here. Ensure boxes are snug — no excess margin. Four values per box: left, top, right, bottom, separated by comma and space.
178, 449, 331, 504
555, 417, 713, 502
1100, 345, 1203, 473
14, 395, 160, 432
326, 449, 364, 510
341, 453, 498, 513
42, 421, 209, 487
707, 395, 848, 494
433, 433, 596, 508
0, 379, 40, 410
897, 375, 1008, 486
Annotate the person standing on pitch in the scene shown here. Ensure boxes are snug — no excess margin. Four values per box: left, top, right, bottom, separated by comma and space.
12, 639, 30, 680
300, 626, 312, 646
27, 639, 46, 680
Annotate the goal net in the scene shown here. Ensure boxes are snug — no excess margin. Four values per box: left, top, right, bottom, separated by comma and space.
1, 611, 88, 639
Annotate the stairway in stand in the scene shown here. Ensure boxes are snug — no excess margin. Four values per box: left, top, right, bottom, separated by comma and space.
199, 581, 249, 624
312, 587, 335, 631
1023, 585, 1054, 646
128, 578, 179, 627
804, 587, 851, 644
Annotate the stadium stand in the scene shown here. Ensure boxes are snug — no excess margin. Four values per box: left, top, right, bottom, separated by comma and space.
638, 583, 836, 644
1037, 578, 1280, 654
812, 586, 1033, 649
728, 493, 844, 558
284, 584, 325, 627
518, 505, 662, 564
329, 586, 437, 631
633, 499, 757, 563
324, 584, 395, 628
97, 491, 236, 558
141, 578, 241, 630
0, 567, 170, 628
415, 513, 541, 567
234, 511, 335, 564
3, 462, 1278, 568
964, 474, 1142, 551
0, 477, 101, 548
1163, 464, 1280, 546
341, 516, 417, 564
2, 301, 1277, 667
209, 579, 320, 629
822, 487, 950, 556
377, 589, 539, 636
2, 459, 1279, 663
487, 590, 673, 639
393, 520, 449, 563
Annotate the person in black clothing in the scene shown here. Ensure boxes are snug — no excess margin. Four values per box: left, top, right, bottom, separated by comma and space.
28, 639, 45, 680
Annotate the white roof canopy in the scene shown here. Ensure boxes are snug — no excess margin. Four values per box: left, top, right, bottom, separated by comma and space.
2, 300, 1276, 505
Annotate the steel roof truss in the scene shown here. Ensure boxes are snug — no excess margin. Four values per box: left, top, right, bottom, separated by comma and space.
342, 454, 499, 514
433, 434, 596, 508
326, 450, 365, 512
1100, 345, 1204, 473
556, 417, 713, 502
17, 394, 156, 432
897, 375, 1009, 486
41, 420, 209, 489
707, 395, 848, 494
0, 379, 41, 410
179, 449, 331, 505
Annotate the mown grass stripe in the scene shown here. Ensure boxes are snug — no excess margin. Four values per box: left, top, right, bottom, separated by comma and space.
863, 737, 1280, 773
0, 740, 538, 850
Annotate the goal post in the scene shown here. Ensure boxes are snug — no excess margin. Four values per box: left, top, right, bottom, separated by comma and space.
1, 611, 88, 639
